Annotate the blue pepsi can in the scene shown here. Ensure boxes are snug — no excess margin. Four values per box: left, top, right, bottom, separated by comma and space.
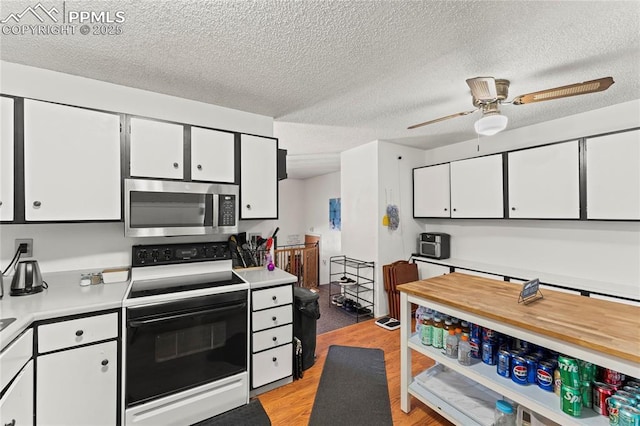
482, 327, 497, 342
469, 323, 480, 340
469, 337, 481, 359
524, 355, 538, 384
536, 360, 555, 392
511, 356, 528, 385
482, 341, 496, 365
497, 350, 511, 378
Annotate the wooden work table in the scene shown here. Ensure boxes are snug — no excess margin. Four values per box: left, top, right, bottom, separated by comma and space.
398, 272, 640, 425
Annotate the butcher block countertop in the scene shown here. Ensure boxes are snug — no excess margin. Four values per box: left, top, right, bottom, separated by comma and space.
398, 272, 640, 366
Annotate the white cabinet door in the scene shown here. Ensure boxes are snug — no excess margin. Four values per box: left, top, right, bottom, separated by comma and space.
0, 360, 34, 426
240, 134, 277, 219
450, 154, 503, 218
23, 100, 121, 221
37, 341, 117, 426
413, 164, 451, 217
508, 141, 579, 218
586, 130, 640, 220
130, 117, 184, 179
0, 97, 13, 221
191, 127, 235, 183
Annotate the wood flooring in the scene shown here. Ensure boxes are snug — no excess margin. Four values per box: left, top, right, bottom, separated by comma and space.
258, 319, 453, 426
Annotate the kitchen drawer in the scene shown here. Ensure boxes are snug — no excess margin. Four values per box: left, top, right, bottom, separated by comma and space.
252, 305, 292, 332
0, 328, 33, 392
252, 285, 293, 311
252, 324, 292, 353
38, 312, 118, 353
252, 343, 292, 389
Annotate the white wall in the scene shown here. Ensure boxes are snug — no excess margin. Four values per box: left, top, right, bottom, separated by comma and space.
303, 171, 341, 284
0, 61, 273, 136
419, 100, 640, 297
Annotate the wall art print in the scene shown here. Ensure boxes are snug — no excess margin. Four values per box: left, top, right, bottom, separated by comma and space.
329, 198, 341, 230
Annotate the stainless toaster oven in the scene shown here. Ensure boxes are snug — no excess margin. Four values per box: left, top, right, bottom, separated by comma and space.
417, 233, 450, 259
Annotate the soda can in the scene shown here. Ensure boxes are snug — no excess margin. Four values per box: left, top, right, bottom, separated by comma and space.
497, 350, 511, 378
482, 341, 496, 365
619, 405, 640, 426
616, 390, 640, 406
558, 355, 581, 388
469, 337, 481, 359
604, 368, 625, 386
536, 360, 555, 392
581, 380, 593, 408
561, 384, 582, 417
554, 368, 562, 395
519, 339, 532, 353
524, 355, 538, 384
626, 381, 640, 389
511, 356, 528, 385
497, 335, 509, 352
607, 395, 635, 426
592, 382, 615, 416
469, 323, 480, 340
579, 360, 597, 382
482, 327, 497, 342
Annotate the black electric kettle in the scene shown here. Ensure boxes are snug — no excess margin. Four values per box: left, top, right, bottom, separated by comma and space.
11, 260, 46, 296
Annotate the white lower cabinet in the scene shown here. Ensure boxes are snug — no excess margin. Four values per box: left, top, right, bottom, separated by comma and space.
252, 343, 293, 389
0, 360, 34, 426
37, 340, 117, 426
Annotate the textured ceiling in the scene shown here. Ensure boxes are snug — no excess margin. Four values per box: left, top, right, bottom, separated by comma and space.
1, 0, 639, 179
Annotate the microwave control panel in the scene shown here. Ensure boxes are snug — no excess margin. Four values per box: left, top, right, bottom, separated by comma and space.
218, 194, 236, 227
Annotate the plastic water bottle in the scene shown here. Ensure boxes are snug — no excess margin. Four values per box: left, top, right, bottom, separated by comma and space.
458, 335, 472, 365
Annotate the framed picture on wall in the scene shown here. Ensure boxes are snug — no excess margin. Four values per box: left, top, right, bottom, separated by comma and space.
330, 198, 341, 230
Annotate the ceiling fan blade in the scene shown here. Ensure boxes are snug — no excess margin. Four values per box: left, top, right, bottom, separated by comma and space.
466, 77, 497, 101
407, 110, 477, 130
512, 77, 614, 105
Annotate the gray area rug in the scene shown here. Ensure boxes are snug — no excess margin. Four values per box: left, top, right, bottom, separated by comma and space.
308, 345, 393, 426
192, 399, 270, 426
316, 284, 360, 334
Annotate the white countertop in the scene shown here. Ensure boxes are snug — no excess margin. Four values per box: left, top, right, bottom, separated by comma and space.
411, 255, 639, 300
1, 266, 297, 350
234, 266, 298, 289
0, 269, 130, 349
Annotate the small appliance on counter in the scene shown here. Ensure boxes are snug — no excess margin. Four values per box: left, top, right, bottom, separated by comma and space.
417, 232, 450, 259
10, 260, 47, 296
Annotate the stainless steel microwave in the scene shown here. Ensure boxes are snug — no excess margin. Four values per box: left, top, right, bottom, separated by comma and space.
418, 232, 450, 259
124, 178, 239, 237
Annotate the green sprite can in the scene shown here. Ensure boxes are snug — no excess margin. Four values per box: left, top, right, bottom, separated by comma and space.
561, 384, 582, 417
581, 380, 592, 408
558, 355, 581, 388
578, 360, 597, 382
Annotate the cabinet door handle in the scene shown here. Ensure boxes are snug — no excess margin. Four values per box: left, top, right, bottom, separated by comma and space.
271, 316, 277, 321
197, 164, 202, 170
272, 336, 277, 342
173, 162, 179, 169
444, 208, 448, 211
246, 204, 251, 209
453, 208, 457, 212
5, 419, 16, 426
272, 295, 277, 301
272, 357, 277, 362
0, 201, 3, 206
75, 330, 84, 336
33, 201, 42, 208
511, 207, 516, 211
101, 359, 109, 366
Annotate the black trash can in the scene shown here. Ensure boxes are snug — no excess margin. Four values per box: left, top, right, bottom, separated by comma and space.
293, 286, 320, 371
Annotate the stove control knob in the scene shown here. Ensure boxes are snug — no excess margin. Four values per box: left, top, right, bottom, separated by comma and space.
164, 249, 172, 260
151, 250, 160, 262
203, 246, 212, 258
136, 250, 148, 262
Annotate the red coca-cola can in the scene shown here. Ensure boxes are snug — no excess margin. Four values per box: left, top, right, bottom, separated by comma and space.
592, 382, 614, 416
603, 368, 624, 386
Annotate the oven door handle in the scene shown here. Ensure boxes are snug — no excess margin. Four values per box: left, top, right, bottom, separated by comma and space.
128, 302, 247, 327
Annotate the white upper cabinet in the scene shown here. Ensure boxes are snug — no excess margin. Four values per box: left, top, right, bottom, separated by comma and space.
240, 134, 277, 219
130, 117, 184, 179
508, 141, 580, 219
24, 100, 121, 221
450, 154, 503, 218
0, 97, 14, 221
413, 164, 451, 217
586, 130, 640, 220
191, 127, 235, 183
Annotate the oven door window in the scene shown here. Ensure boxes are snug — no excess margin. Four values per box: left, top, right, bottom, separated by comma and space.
126, 291, 247, 407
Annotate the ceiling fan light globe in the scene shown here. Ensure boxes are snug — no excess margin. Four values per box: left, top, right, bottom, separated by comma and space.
474, 113, 508, 136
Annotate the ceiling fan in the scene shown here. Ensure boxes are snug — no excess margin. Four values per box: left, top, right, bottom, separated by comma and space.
408, 76, 614, 135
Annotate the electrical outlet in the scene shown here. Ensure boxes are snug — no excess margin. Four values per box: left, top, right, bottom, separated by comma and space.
15, 238, 33, 257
